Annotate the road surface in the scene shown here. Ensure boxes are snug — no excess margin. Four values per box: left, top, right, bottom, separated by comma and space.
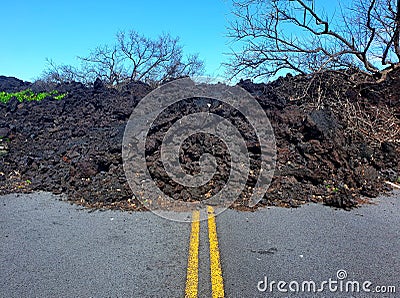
1, 191, 399, 297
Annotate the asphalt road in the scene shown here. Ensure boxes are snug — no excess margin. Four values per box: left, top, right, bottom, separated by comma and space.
1, 191, 399, 297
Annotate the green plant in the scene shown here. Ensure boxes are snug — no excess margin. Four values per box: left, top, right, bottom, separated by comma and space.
326, 184, 339, 193
0, 89, 66, 104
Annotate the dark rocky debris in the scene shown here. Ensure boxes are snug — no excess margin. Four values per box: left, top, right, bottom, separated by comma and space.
0, 72, 398, 210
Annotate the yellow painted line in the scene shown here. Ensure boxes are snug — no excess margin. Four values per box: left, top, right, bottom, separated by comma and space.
185, 210, 200, 298
207, 205, 225, 298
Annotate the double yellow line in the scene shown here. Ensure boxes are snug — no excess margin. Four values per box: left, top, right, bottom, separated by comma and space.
185, 206, 225, 298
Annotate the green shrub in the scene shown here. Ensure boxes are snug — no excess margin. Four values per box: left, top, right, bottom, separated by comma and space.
0, 89, 66, 104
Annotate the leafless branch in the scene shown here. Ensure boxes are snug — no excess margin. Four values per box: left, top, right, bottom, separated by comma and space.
226, 0, 400, 81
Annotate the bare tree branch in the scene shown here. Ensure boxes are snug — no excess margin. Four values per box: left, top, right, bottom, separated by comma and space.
78, 44, 125, 85
226, 0, 400, 81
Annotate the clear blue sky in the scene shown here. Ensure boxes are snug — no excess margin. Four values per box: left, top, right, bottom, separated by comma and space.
0, 0, 233, 82
0, 0, 348, 82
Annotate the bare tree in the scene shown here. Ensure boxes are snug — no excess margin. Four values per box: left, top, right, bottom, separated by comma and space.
117, 31, 204, 84
226, 0, 400, 81
41, 30, 204, 86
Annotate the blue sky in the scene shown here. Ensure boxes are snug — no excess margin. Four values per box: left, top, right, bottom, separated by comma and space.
0, 0, 233, 82
0, 0, 348, 82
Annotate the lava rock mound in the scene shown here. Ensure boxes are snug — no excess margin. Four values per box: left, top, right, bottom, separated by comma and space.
0, 73, 398, 210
